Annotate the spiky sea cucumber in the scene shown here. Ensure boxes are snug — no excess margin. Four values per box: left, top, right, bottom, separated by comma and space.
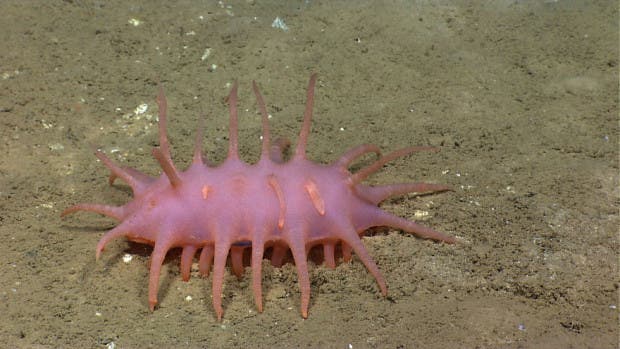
62, 74, 455, 320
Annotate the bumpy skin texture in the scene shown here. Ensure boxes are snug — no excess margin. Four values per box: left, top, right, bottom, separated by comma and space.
62, 74, 455, 320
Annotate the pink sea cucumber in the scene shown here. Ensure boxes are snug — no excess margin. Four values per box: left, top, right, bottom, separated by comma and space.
62, 74, 455, 320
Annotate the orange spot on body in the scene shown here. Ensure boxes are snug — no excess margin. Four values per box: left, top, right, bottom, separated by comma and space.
304, 179, 325, 216
268, 175, 285, 229
201, 185, 210, 200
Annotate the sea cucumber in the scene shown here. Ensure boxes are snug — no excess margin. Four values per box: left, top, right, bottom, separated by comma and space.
62, 74, 455, 320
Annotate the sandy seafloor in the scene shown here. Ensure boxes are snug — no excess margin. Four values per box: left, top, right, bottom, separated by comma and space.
0, 1, 618, 348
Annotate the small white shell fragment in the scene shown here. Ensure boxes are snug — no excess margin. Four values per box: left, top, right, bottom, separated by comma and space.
49, 143, 64, 151
41, 119, 54, 129
134, 103, 148, 115
122, 254, 133, 263
413, 210, 429, 219
271, 17, 289, 31
95, 311, 102, 317
185, 295, 193, 302
201, 48, 212, 61
2, 70, 19, 80
128, 18, 142, 26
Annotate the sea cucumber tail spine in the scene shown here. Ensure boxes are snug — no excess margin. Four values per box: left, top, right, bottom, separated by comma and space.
337, 224, 387, 295
289, 229, 311, 318
94, 150, 145, 193
152, 147, 181, 187
192, 111, 206, 165
349, 146, 438, 184
293, 73, 318, 160
153, 86, 182, 187
230, 246, 245, 278
108, 165, 154, 188
372, 209, 456, 244
227, 82, 240, 161
60, 203, 124, 221
334, 144, 382, 169
198, 246, 214, 277
252, 80, 272, 160
94, 221, 133, 260
251, 235, 266, 312
212, 240, 232, 320
180, 246, 198, 281
148, 236, 174, 311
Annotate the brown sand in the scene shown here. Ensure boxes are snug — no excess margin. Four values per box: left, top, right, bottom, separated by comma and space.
0, 1, 617, 348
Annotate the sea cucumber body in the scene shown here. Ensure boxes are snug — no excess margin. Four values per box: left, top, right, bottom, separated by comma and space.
124, 157, 360, 247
